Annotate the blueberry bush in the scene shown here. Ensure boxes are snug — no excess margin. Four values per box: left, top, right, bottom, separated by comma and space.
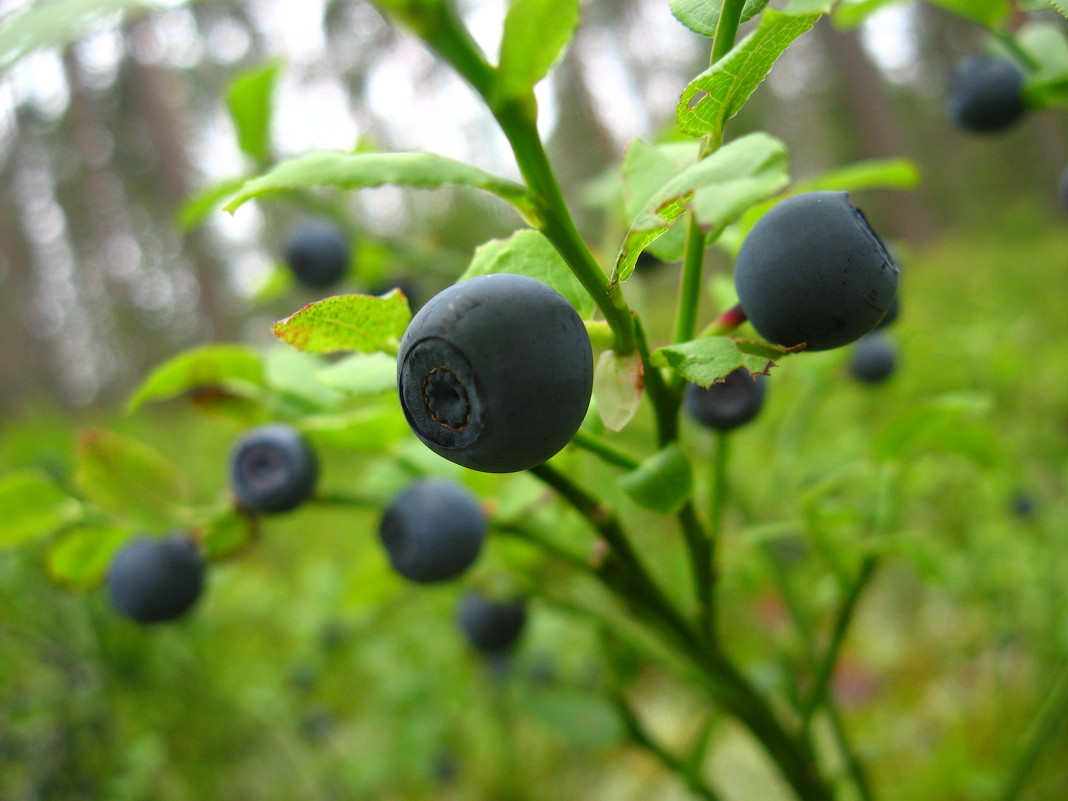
3, 0, 1068, 799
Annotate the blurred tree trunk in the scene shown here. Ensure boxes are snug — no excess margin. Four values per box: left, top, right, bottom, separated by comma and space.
124, 19, 237, 341
0, 188, 54, 412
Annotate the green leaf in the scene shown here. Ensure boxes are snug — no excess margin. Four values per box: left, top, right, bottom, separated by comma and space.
619, 444, 693, 515
720, 157, 920, 255
676, 8, 823, 139
369, 0, 448, 35
669, 0, 769, 37
1050, 0, 1068, 20
179, 176, 249, 230
873, 394, 999, 466
264, 346, 345, 411
300, 406, 412, 450
222, 151, 537, 223
199, 513, 255, 560
126, 344, 266, 414
461, 229, 595, 317
1019, 23, 1068, 108
831, 0, 903, 29
592, 350, 643, 432
272, 289, 411, 354
614, 133, 789, 282
226, 60, 282, 164
496, 0, 579, 100
519, 686, 624, 747
926, 0, 1011, 27
316, 352, 398, 395
651, 336, 791, 386
74, 429, 191, 531
620, 140, 699, 263
46, 524, 130, 591
0, 470, 82, 549
0, 0, 213, 72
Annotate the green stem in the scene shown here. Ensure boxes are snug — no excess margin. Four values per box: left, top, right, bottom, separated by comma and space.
612, 691, 726, 801
529, 463, 833, 801
801, 556, 880, 726
703, 433, 731, 634
570, 428, 642, 470
634, 316, 681, 447
997, 666, 1068, 801
671, 0, 746, 378
492, 520, 591, 571
528, 462, 698, 651
826, 702, 875, 801
493, 100, 635, 353
415, 8, 636, 354
710, 0, 746, 65
989, 28, 1040, 73
678, 502, 714, 641
673, 216, 707, 349
310, 491, 382, 509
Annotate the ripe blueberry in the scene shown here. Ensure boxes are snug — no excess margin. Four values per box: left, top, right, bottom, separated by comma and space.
230, 424, 319, 513
848, 332, 897, 384
734, 191, 898, 351
379, 478, 486, 583
684, 368, 767, 432
458, 591, 527, 654
947, 57, 1027, 134
284, 223, 351, 289
107, 535, 206, 623
397, 273, 593, 473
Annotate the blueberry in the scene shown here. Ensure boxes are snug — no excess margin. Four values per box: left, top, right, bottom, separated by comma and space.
458, 591, 527, 654
230, 424, 319, 514
397, 274, 593, 473
947, 56, 1027, 134
1010, 491, 1037, 520
734, 191, 898, 351
379, 478, 486, 583
684, 368, 767, 431
284, 223, 351, 289
848, 332, 897, 384
106, 535, 206, 623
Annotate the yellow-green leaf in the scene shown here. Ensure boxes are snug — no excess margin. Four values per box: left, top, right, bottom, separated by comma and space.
272, 289, 411, 354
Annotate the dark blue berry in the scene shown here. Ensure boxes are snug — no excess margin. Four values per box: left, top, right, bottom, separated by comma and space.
684, 368, 768, 431
284, 223, 351, 288
458, 591, 527, 654
230, 424, 318, 513
107, 535, 206, 623
734, 192, 898, 351
848, 332, 897, 384
379, 478, 486, 583
947, 56, 1027, 134
397, 274, 593, 473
